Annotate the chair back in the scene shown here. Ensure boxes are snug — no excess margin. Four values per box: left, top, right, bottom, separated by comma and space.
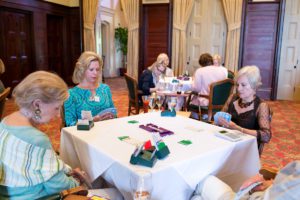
227, 70, 235, 80
204, 79, 234, 121
0, 87, 11, 119
210, 79, 234, 106
124, 73, 140, 115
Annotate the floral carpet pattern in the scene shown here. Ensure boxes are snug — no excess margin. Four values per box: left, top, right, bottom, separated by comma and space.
3, 77, 300, 171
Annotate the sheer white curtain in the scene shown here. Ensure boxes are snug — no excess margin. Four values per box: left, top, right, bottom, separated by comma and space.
83, 0, 99, 51
172, 0, 194, 76
121, 0, 139, 79
222, 0, 243, 73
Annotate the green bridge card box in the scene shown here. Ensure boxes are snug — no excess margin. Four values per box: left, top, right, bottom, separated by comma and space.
130, 150, 157, 168
155, 145, 170, 159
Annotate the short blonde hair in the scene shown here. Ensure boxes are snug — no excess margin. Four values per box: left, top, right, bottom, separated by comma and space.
237, 65, 262, 90
13, 71, 68, 110
72, 51, 103, 84
0, 59, 5, 74
213, 54, 222, 64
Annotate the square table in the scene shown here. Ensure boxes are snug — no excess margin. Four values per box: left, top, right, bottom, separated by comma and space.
60, 112, 260, 200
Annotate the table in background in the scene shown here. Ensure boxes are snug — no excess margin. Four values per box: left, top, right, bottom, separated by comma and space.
60, 112, 260, 200
157, 77, 193, 110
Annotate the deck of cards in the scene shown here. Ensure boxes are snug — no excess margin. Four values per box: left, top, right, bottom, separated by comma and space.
214, 111, 231, 125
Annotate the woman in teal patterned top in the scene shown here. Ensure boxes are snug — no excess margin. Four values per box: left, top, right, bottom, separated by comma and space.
64, 51, 117, 127
0, 71, 80, 199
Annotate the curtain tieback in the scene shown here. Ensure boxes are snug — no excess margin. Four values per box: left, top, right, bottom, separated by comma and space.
173, 23, 186, 31
84, 23, 94, 30
228, 23, 241, 31
128, 23, 139, 31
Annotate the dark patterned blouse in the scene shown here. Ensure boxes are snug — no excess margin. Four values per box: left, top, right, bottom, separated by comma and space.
222, 94, 272, 154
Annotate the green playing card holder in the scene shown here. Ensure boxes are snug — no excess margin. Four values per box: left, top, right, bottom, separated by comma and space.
130, 149, 157, 168
155, 145, 170, 159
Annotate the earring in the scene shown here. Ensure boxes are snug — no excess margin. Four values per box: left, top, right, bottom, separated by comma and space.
33, 108, 42, 121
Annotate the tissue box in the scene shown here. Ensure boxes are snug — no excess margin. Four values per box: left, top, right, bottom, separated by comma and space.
77, 121, 94, 131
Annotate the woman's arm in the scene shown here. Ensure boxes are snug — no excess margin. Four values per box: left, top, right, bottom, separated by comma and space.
256, 102, 272, 143
140, 71, 155, 95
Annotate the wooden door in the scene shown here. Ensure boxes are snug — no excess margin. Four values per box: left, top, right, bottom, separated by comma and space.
277, 0, 300, 100
0, 8, 34, 89
240, 2, 281, 100
139, 3, 172, 76
186, 0, 226, 75
47, 14, 64, 77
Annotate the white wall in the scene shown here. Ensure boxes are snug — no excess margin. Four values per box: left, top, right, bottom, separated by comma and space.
96, 0, 127, 77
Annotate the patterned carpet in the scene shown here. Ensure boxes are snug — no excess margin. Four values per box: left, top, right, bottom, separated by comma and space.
3, 77, 300, 171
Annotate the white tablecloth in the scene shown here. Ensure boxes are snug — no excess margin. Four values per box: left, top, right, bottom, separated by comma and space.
60, 112, 260, 200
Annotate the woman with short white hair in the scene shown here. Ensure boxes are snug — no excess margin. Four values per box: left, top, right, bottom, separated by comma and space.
217, 65, 272, 155
0, 71, 81, 199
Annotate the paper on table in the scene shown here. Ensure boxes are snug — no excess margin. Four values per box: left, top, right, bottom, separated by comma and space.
214, 130, 242, 142
119, 136, 143, 146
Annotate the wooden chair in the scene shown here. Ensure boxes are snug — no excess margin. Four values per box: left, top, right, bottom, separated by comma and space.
227, 69, 235, 79
187, 79, 234, 121
0, 87, 11, 119
124, 73, 143, 116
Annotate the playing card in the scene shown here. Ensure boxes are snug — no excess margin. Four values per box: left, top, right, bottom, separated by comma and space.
178, 140, 192, 145
214, 112, 231, 124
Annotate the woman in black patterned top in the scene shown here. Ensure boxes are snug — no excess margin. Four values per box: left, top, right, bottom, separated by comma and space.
217, 65, 272, 155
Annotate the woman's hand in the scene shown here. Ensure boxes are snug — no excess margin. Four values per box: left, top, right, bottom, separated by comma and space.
70, 168, 92, 188
93, 112, 115, 122
240, 174, 265, 190
218, 117, 237, 129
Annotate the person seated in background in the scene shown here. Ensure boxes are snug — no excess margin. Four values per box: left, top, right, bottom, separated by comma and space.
0, 58, 5, 93
64, 51, 117, 127
191, 53, 228, 107
156, 53, 174, 77
138, 56, 168, 96
216, 65, 271, 154
212, 54, 223, 67
191, 160, 300, 200
0, 71, 83, 199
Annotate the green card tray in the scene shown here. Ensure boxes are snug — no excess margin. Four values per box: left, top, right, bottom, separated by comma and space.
130, 149, 157, 168
155, 145, 170, 159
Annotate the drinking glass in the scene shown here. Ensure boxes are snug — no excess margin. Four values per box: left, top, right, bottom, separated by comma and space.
142, 95, 150, 113
148, 96, 156, 112
156, 96, 164, 111
168, 97, 177, 111
130, 170, 152, 200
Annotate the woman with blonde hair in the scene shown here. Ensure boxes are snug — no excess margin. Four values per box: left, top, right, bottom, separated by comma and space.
216, 65, 272, 155
212, 54, 222, 67
64, 51, 116, 127
156, 53, 174, 77
0, 71, 82, 199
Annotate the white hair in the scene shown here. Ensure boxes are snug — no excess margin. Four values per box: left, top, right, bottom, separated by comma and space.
237, 65, 262, 90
